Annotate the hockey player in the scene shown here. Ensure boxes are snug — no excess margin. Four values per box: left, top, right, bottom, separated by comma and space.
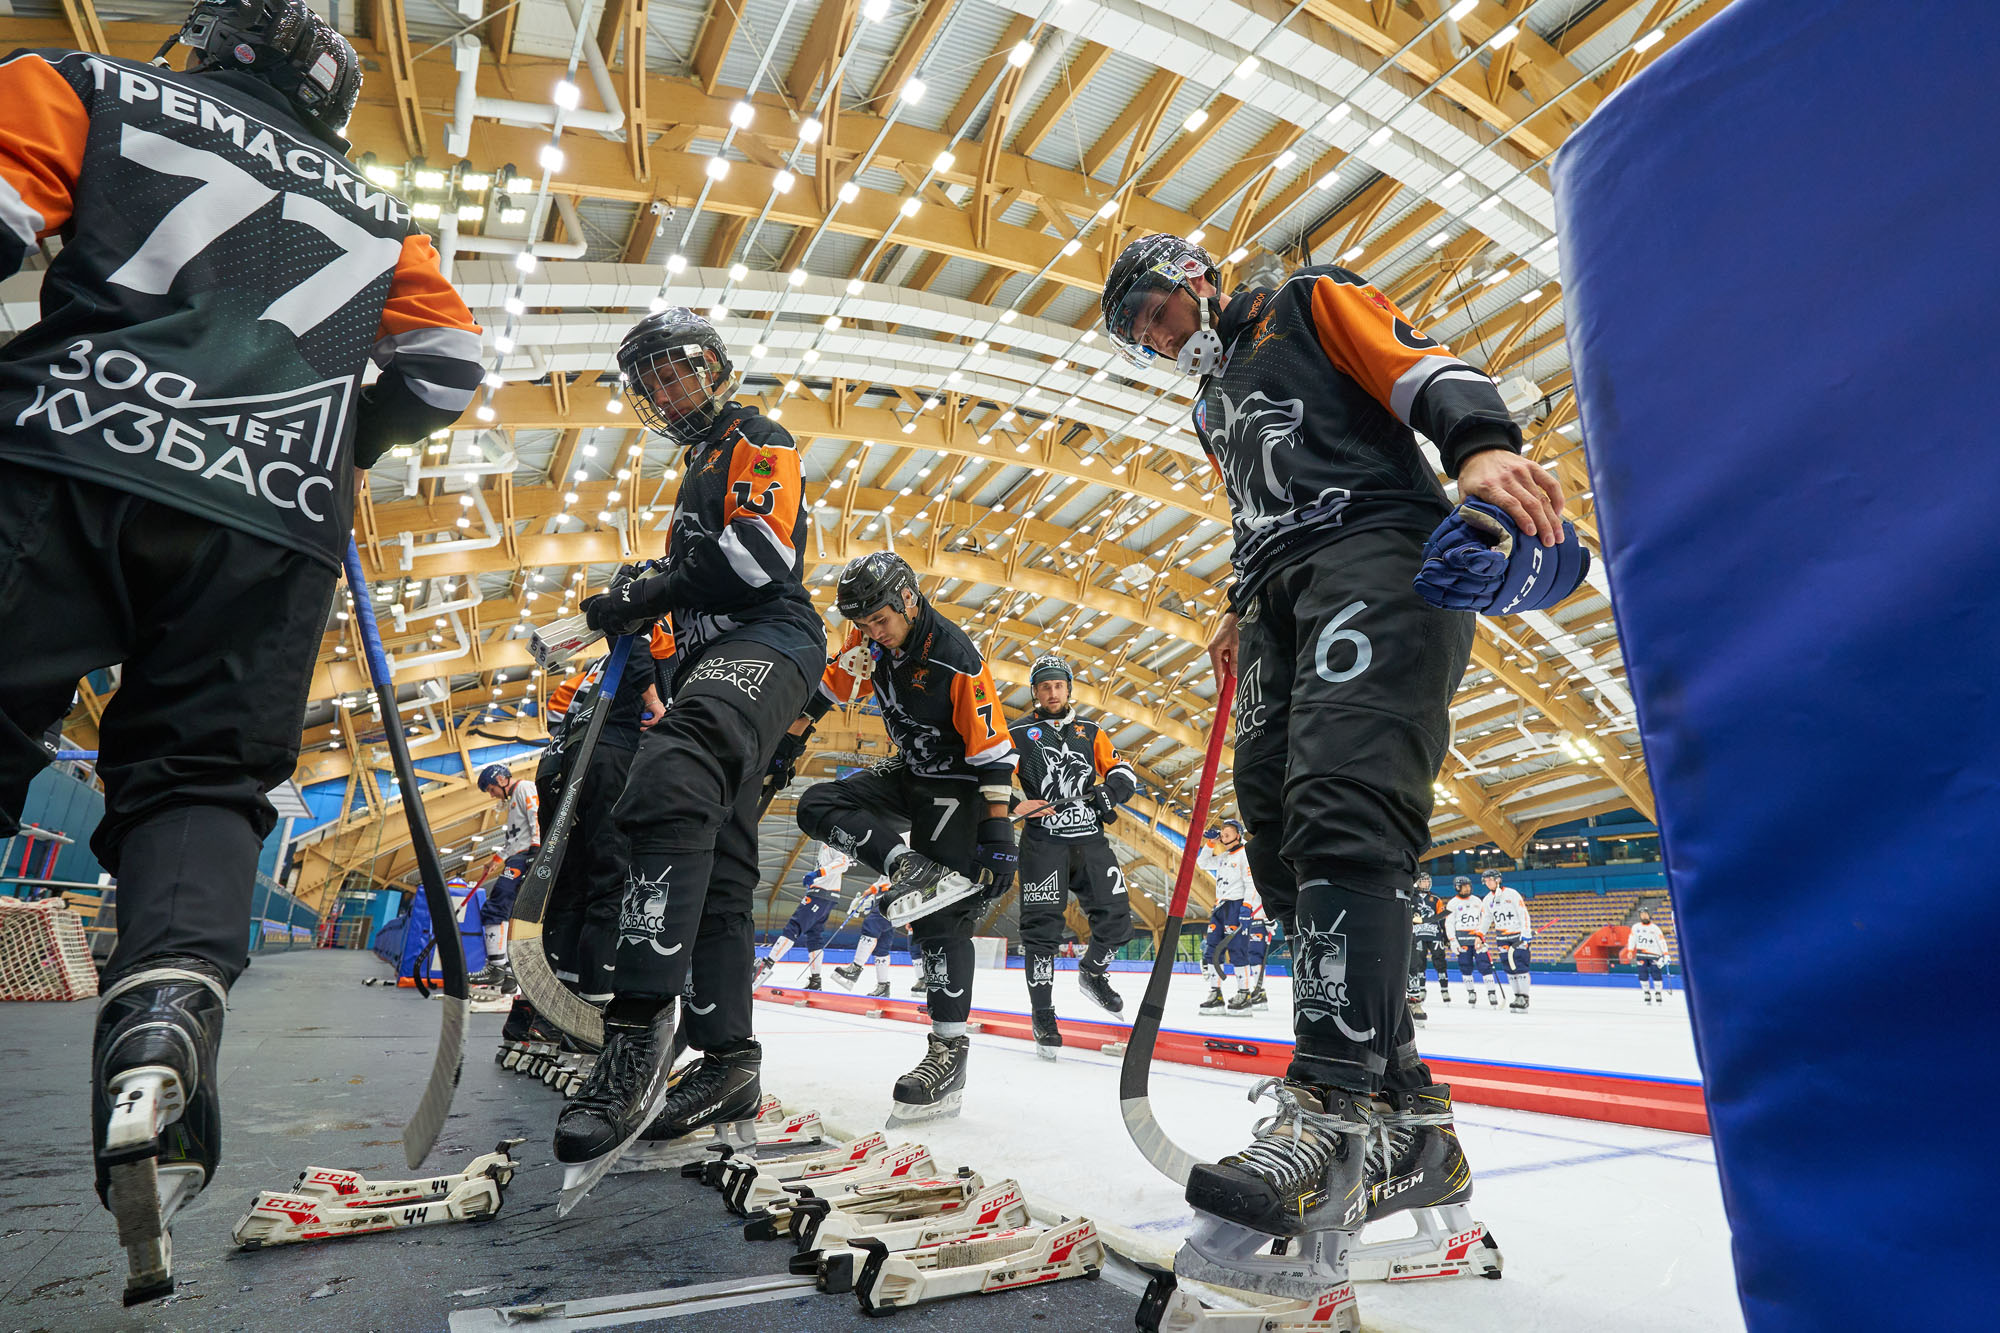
500, 626, 673, 1057
1630, 909, 1670, 1003
1479, 868, 1534, 1011
754, 866, 839, 989
1101, 233, 1565, 1257
1444, 875, 1493, 1006
0, 2, 481, 1302
555, 308, 823, 1182
790, 552, 1017, 1125
1195, 821, 1255, 1014
1408, 875, 1445, 1023
1412, 872, 1452, 1001
834, 872, 898, 996
473, 764, 540, 994
1237, 884, 1273, 1012
1009, 653, 1138, 1056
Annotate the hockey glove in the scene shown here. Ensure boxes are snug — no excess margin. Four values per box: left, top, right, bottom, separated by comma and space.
1414, 498, 1590, 615
1101, 769, 1137, 806
582, 566, 671, 634
769, 727, 811, 788
973, 817, 1018, 898
1091, 788, 1122, 827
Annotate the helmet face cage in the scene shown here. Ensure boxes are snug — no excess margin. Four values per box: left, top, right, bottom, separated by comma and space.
181, 0, 360, 134
618, 311, 732, 445
1102, 234, 1217, 369
834, 553, 918, 623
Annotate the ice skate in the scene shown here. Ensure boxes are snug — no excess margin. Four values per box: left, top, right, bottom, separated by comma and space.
1032, 1009, 1062, 1061
1463, 987, 1477, 1005
93, 961, 227, 1306
881, 851, 984, 927
1508, 993, 1527, 1013
468, 957, 517, 997
552, 1003, 679, 1214
1198, 987, 1227, 1015
870, 981, 892, 998
885, 1032, 968, 1128
1439, 983, 1451, 1003
1077, 966, 1124, 1016
1225, 990, 1255, 1017
1408, 996, 1427, 1025
625, 1041, 763, 1170
1486, 988, 1500, 1007
1182, 1078, 1373, 1244
1249, 986, 1269, 1012
805, 974, 823, 991
834, 963, 864, 991
1517, 993, 1530, 1012
752, 957, 775, 986
908, 975, 928, 993
1363, 1082, 1472, 1223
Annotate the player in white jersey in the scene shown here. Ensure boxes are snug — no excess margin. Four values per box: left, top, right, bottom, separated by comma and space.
1443, 875, 1493, 1006
1478, 868, 1533, 1012
474, 764, 541, 993
1629, 909, 1671, 1002
1195, 821, 1255, 1014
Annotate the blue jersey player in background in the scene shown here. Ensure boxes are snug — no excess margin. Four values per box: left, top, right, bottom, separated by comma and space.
754, 869, 839, 990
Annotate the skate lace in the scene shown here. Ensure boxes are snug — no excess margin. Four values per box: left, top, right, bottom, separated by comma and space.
909, 1035, 957, 1086
1371, 1104, 1453, 1173
574, 1033, 650, 1113
1230, 1077, 1384, 1191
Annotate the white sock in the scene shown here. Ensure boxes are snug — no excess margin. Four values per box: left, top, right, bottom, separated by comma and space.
767, 936, 794, 964
483, 923, 508, 963
875, 955, 891, 982
853, 936, 879, 967
933, 1021, 967, 1039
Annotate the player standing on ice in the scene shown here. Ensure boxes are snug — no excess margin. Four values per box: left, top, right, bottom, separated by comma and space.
554, 308, 823, 1189
501, 625, 673, 1055
1445, 874, 1493, 1006
789, 552, 1018, 1127
1407, 872, 1446, 1021
473, 763, 540, 995
1629, 909, 1670, 1003
753, 863, 839, 990
1101, 233, 1570, 1266
1236, 879, 1273, 1012
1008, 653, 1138, 1057
1478, 867, 1533, 1012
0, 1, 482, 1301
832, 871, 897, 996
1195, 820, 1256, 1014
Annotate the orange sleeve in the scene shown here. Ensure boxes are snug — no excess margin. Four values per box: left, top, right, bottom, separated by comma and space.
1308, 275, 1462, 415
649, 621, 675, 659
548, 671, 585, 720
950, 664, 1014, 771
376, 233, 479, 340
818, 626, 874, 705
0, 54, 87, 271
1091, 728, 1119, 779
721, 433, 804, 568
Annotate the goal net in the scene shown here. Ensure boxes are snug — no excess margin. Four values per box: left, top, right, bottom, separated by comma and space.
0, 898, 99, 1001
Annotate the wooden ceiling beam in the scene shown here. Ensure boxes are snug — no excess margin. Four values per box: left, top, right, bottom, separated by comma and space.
1010, 41, 1112, 160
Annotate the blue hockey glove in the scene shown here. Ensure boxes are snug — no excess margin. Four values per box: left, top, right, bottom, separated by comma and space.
1414, 498, 1591, 614
973, 817, 1017, 898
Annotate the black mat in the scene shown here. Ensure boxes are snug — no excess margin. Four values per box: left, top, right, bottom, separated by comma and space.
0, 950, 1140, 1331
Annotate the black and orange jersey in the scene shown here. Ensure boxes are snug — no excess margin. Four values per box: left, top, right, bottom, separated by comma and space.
643, 404, 824, 684
546, 622, 676, 752
1009, 708, 1135, 842
810, 610, 1015, 791
1192, 265, 1521, 604
0, 50, 482, 569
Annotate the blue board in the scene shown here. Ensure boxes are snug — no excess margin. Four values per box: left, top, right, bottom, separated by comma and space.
1554, 3, 1997, 1329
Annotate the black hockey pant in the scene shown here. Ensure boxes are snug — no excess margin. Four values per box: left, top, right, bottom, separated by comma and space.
795, 762, 983, 1025
1232, 529, 1474, 1095
1016, 831, 1132, 1013
608, 640, 807, 1050
540, 734, 640, 1000
0, 464, 331, 987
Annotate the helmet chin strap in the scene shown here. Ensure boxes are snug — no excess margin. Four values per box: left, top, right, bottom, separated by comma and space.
1175, 290, 1225, 376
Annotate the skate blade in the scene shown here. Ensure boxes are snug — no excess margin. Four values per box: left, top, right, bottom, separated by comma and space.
1036, 1045, 1060, 1062
1173, 1217, 1357, 1302
556, 1013, 680, 1217
109, 1159, 203, 1305
103, 1067, 185, 1160
884, 1088, 963, 1130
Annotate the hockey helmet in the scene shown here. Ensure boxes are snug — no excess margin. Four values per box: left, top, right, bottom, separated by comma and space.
617, 308, 736, 445
1481, 868, 1504, 881
477, 763, 511, 793
1414, 872, 1432, 886
1030, 654, 1073, 687
1101, 233, 1224, 375
834, 552, 920, 623
1453, 875, 1473, 892
177, 0, 361, 136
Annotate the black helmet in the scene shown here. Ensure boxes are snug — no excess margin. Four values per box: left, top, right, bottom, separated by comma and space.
617, 308, 735, 444
1030, 654, 1072, 687
834, 552, 919, 622
178, 0, 361, 136
1453, 875, 1472, 890
1101, 233, 1222, 374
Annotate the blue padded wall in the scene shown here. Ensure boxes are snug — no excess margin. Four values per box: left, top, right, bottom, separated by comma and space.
1554, 3, 1997, 1329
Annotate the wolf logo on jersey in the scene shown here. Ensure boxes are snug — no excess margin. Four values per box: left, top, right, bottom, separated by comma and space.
618, 865, 682, 957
